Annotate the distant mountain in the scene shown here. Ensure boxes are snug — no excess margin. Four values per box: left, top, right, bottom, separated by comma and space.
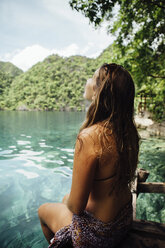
0, 71, 13, 110
0, 45, 134, 111
0, 45, 164, 121
0, 61, 23, 77
0, 61, 24, 109
2, 54, 99, 111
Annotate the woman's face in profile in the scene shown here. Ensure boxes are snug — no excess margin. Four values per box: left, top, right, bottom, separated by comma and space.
84, 68, 99, 101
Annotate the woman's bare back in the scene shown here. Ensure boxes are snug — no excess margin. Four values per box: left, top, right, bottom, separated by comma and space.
84, 123, 132, 223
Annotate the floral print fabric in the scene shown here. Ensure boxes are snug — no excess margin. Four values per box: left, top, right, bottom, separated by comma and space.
48, 200, 132, 248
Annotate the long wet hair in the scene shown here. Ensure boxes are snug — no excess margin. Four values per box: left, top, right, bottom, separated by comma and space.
80, 63, 139, 191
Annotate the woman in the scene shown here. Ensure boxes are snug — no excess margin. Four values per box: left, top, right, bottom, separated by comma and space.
38, 63, 139, 247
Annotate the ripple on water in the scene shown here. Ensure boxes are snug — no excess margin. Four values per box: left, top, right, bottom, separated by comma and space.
58, 148, 74, 153
61, 156, 67, 159
47, 154, 54, 158
0, 150, 13, 156
53, 166, 72, 178
18, 150, 44, 156
67, 159, 73, 163
16, 169, 39, 179
17, 140, 31, 145
23, 160, 46, 170
44, 159, 64, 165
16, 154, 45, 164
39, 143, 53, 148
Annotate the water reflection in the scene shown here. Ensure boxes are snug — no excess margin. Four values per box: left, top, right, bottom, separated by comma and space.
0, 111, 84, 248
0, 111, 164, 248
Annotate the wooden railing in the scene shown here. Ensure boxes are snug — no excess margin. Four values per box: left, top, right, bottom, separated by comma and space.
120, 168, 165, 248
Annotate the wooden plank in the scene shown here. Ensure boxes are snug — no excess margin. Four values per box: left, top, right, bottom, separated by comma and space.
117, 220, 165, 248
138, 182, 165, 193
132, 219, 165, 238
131, 168, 148, 220
118, 232, 165, 248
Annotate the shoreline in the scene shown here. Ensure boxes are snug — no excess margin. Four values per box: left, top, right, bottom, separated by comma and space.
135, 114, 165, 138
0, 109, 164, 138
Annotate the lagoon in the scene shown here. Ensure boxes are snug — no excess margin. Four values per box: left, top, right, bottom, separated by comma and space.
0, 111, 164, 248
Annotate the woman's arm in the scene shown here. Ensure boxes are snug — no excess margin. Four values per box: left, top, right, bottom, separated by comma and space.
67, 130, 97, 215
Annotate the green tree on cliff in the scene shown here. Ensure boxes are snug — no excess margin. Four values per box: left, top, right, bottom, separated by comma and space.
69, 0, 165, 120
69, 0, 165, 79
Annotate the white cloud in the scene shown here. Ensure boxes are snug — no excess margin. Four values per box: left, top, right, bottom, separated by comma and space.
0, 0, 116, 71
52, 44, 80, 57
0, 43, 100, 71
2, 45, 51, 71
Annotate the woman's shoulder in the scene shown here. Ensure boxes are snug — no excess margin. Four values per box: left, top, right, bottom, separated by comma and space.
77, 123, 116, 157
79, 123, 104, 139
75, 126, 100, 156
78, 122, 114, 147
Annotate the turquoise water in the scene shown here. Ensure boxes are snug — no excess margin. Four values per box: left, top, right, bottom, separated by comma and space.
0, 111, 164, 248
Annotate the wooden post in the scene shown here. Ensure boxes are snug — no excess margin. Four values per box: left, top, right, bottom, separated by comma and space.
132, 169, 149, 220
137, 168, 149, 182
132, 171, 138, 220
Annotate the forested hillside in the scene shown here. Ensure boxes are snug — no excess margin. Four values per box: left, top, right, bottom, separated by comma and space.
0, 55, 97, 111
0, 61, 23, 77
0, 44, 164, 121
0, 62, 23, 110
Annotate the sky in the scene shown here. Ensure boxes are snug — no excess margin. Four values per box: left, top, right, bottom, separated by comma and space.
0, 0, 115, 71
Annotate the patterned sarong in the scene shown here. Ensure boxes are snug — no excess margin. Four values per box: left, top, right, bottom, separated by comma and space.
48, 200, 132, 248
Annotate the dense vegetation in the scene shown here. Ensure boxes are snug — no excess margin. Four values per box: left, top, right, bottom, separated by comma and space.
69, 0, 165, 120
0, 43, 164, 121
0, 62, 23, 110
0, 61, 23, 77
0, 1, 164, 120
0, 55, 97, 111
70, 0, 165, 79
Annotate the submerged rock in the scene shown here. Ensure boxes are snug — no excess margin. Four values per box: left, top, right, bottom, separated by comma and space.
135, 113, 165, 138
17, 104, 29, 111
135, 115, 153, 129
